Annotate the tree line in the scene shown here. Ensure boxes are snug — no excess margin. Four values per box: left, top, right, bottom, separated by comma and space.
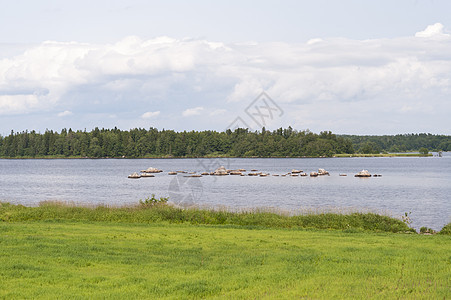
343, 133, 451, 154
0, 127, 354, 158
0, 128, 448, 158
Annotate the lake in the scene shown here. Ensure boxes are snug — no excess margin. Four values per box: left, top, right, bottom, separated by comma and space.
0, 154, 450, 230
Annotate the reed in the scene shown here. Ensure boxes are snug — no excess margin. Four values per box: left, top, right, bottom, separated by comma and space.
0, 201, 417, 233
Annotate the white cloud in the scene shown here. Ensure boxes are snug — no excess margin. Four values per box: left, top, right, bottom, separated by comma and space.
307, 38, 324, 45
1, 23, 451, 134
0, 95, 39, 115
182, 106, 204, 117
57, 110, 73, 117
226, 78, 265, 103
210, 109, 227, 116
141, 111, 160, 119
415, 23, 450, 39
2, 29, 450, 112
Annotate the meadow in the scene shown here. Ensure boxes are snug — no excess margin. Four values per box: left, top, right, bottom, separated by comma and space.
0, 202, 450, 299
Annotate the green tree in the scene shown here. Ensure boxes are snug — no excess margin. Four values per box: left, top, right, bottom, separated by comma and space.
359, 142, 381, 154
419, 147, 429, 156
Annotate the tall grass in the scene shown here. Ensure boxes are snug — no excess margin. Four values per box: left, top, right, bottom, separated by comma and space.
0, 201, 417, 233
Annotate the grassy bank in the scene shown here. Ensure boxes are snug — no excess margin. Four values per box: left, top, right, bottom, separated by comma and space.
333, 153, 433, 157
0, 202, 417, 233
0, 221, 450, 299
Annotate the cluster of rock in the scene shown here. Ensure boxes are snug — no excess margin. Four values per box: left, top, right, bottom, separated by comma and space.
140, 167, 163, 173
214, 166, 229, 175
207, 167, 334, 178
210, 166, 249, 176
309, 168, 330, 177
128, 166, 162, 179
129, 166, 381, 179
353, 170, 382, 177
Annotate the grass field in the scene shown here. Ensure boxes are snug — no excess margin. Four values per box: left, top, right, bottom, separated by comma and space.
0, 221, 450, 299
1, 202, 450, 298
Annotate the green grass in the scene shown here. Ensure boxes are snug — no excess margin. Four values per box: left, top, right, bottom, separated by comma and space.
0, 221, 450, 299
1, 202, 450, 298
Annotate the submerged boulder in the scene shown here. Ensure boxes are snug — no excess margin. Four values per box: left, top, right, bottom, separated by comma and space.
213, 166, 228, 176
318, 168, 329, 176
229, 170, 243, 175
141, 167, 163, 173
140, 173, 155, 178
128, 172, 141, 179
355, 170, 371, 177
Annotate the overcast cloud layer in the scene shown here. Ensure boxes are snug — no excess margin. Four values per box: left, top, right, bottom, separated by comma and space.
1, 23, 451, 135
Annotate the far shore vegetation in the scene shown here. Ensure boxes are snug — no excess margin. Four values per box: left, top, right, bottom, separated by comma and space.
1, 200, 450, 298
0, 127, 449, 159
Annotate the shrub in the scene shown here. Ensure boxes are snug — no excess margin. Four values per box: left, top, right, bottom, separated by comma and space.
419, 147, 429, 156
139, 194, 169, 207
439, 223, 451, 235
420, 227, 436, 234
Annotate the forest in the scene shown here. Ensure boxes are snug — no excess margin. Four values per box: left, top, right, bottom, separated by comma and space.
0, 127, 353, 158
0, 127, 449, 158
344, 133, 451, 154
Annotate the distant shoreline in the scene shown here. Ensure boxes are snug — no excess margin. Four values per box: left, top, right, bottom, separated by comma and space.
0, 153, 436, 159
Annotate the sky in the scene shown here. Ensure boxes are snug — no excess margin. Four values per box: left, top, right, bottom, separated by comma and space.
1, 0, 451, 135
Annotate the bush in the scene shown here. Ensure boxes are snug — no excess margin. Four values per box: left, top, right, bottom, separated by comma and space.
439, 223, 451, 235
420, 227, 436, 234
139, 194, 169, 207
419, 147, 429, 156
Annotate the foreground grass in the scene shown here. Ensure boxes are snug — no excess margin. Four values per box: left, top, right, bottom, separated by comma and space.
0, 221, 450, 299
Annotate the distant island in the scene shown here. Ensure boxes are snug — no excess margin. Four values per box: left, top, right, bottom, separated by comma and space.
0, 127, 449, 159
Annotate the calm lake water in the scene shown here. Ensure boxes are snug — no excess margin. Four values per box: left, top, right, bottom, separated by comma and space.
1, 154, 450, 230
